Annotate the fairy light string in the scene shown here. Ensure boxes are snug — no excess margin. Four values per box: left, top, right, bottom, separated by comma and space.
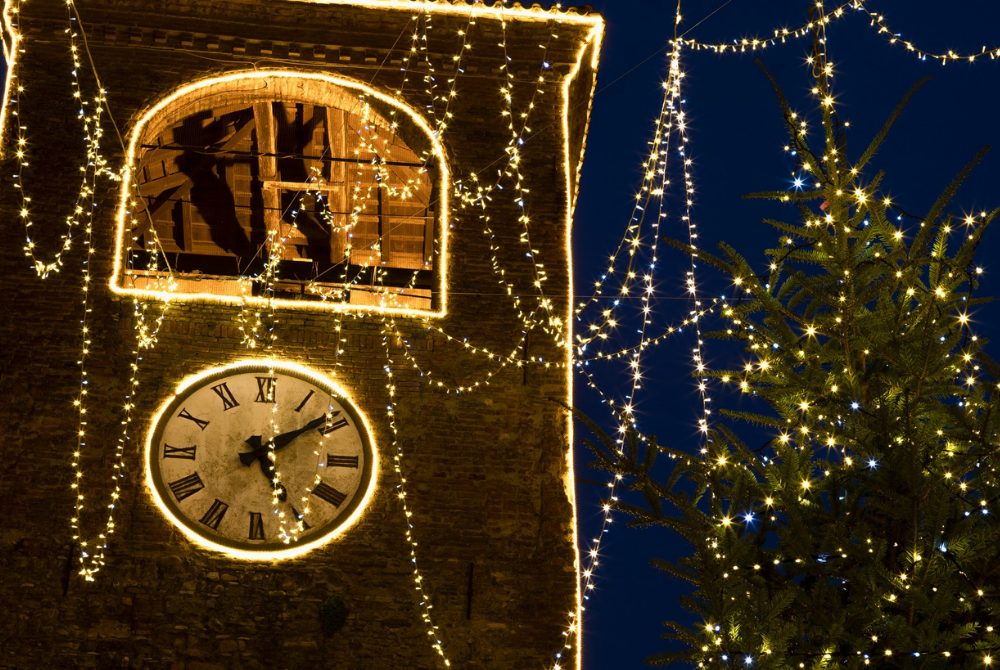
54, 1, 162, 581
553, 7, 694, 668
74, 239, 177, 581
578, 302, 718, 363
228, 193, 351, 544
293, 10, 477, 651
674, 1, 858, 55
389, 317, 537, 393
43, 2, 188, 581
64, 0, 184, 578
497, 12, 559, 332
672, 0, 1000, 66
429, 10, 475, 138
551, 365, 634, 670
573, 59, 681, 353
857, 2, 1000, 64
668, 44, 718, 453
378, 314, 452, 667
451, 13, 564, 339
11, 0, 115, 278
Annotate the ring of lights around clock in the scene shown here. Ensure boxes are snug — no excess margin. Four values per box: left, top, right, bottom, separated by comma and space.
145, 360, 376, 559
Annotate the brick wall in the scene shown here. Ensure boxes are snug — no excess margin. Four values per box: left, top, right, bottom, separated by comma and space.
0, 1, 600, 668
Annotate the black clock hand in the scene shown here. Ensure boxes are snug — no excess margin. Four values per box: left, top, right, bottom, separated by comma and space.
238, 415, 330, 467
239, 415, 331, 502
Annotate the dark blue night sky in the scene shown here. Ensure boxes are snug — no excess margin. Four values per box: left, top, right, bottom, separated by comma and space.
567, 1, 1000, 666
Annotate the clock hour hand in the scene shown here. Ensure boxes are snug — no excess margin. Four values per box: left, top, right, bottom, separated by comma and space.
238, 415, 328, 467
239, 416, 327, 502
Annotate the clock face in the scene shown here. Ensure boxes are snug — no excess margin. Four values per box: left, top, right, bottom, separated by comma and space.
146, 361, 375, 557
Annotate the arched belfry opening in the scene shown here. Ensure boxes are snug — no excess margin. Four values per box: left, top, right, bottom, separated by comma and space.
117, 73, 446, 312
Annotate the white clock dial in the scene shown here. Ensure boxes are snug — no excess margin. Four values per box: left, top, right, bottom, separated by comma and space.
146, 361, 375, 556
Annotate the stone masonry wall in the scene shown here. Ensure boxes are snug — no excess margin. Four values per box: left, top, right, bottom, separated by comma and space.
0, 1, 600, 669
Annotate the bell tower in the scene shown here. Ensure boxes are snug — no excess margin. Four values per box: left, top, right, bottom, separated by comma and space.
0, 0, 601, 667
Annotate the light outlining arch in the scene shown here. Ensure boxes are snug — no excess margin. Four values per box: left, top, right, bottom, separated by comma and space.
292, 0, 604, 27
144, 358, 380, 561
110, 70, 451, 318
562, 22, 604, 670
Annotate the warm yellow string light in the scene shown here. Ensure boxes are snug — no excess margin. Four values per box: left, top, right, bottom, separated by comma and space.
553, 7, 695, 667
452, 13, 564, 339
498, 13, 557, 325
53, 2, 181, 581
668, 43, 718, 454
226, 194, 358, 544
386, 318, 538, 394
579, 302, 718, 363
424, 320, 565, 364
74, 243, 176, 582
857, 2, 1000, 64
674, 2, 857, 54
424, 10, 475, 138
573, 61, 682, 350
10, 0, 115, 278
62, 1, 182, 575
673, 0, 1000, 66
378, 314, 452, 667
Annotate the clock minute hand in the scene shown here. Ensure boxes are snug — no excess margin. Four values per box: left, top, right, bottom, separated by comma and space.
239, 416, 327, 467
271, 415, 327, 451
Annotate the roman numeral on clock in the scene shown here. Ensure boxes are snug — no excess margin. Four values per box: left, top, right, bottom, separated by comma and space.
311, 482, 347, 507
248, 512, 265, 540
318, 415, 349, 436
168, 472, 205, 502
211, 382, 240, 411
327, 454, 359, 469
177, 408, 210, 431
291, 506, 312, 530
199, 499, 229, 531
163, 444, 196, 460
255, 377, 277, 403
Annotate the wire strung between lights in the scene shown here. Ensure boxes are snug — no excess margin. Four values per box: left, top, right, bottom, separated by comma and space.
49, 1, 180, 582
675, 0, 1000, 65
392, 318, 535, 394
553, 4, 702, 666
451, 19, 565, 341
669, 44, 718, 452
8, 0, 114, 278
578, 302, 718, 363
572, 47, 683, 353
378, 313, 453, 668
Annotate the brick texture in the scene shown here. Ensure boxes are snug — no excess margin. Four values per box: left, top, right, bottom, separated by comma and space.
0, 1, 600, 668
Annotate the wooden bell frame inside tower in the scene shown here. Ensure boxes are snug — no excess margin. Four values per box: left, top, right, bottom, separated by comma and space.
113, 72, 448, 314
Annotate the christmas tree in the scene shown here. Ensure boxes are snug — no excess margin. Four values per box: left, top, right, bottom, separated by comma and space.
579, 42, 1000, 669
